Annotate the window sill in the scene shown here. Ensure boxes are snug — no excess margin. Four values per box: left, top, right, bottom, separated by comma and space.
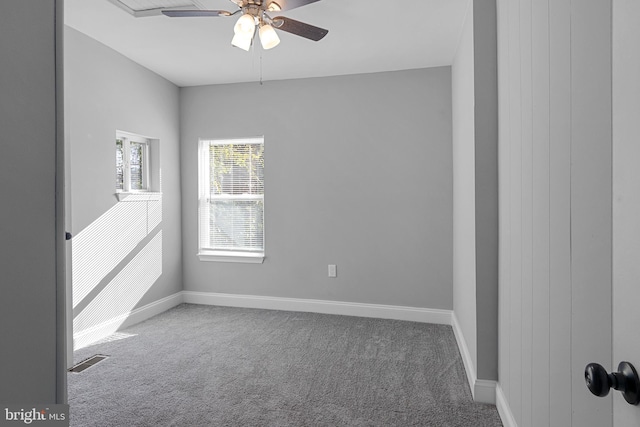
116, 192, 162, 202
198, 251, 265, 264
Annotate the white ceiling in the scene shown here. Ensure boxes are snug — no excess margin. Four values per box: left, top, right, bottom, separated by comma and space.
65, 0, 470, 87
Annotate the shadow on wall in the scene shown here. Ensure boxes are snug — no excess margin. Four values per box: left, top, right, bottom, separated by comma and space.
72, 198, 163, 349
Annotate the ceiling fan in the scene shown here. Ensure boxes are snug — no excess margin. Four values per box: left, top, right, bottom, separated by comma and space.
162, 0, 328, 51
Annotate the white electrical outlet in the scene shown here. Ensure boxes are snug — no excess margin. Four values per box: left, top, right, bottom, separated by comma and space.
328, 264, 337, 278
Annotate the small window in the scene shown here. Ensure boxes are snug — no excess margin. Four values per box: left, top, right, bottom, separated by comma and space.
198, 137, 265, 263
116, 131, 150, 192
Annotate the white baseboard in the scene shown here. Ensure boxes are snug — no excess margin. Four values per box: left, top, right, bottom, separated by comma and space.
452, 312, 478, 396
73, 292, 183, 351
474, 379, 497, 405
451, 312, 496, 404
496, 384, 518, 427
182, 291, 453, 325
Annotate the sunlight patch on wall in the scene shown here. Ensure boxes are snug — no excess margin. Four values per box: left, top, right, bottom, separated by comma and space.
72, 202, 148, 306
73, 230, 163, 346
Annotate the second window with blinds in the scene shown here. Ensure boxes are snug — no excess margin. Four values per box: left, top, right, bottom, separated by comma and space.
198, 137, 265, 263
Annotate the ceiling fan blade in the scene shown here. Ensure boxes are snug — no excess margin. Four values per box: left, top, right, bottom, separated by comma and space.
271, 16, 328, 41
266, 0, 322, 12
162, 10, 234, 17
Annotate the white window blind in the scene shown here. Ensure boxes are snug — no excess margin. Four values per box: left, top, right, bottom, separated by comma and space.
116, 139, 125, 190
198, 138, 264, 259
129, 141, 146, 190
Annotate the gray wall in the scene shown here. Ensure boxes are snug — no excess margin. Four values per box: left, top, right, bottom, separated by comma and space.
452, 0, 498, 384
472, 0, 498, 383
497, 0, 612, 425
65, 27, 182, 341
180, 68, 453, 309
0, 0, 63, 403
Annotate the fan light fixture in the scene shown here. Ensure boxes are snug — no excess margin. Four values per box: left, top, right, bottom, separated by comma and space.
231, 13, 256, 51
161, 1, 329, 52
259, 24, 280, 49
234, 13, 256, 36
231, 32, 253, 51
231, 12, 280, 51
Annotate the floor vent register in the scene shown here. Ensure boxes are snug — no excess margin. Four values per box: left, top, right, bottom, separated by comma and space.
68, 355, 109, 373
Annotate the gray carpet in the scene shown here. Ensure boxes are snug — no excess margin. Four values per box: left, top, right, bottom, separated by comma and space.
68, 304, 502, 426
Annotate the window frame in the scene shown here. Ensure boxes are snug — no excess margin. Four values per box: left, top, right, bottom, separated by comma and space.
197, 136, 265, 264
115, 130, 162, 202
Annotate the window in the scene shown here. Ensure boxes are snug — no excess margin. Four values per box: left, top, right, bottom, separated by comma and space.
198, 137, 265, 263
116, 131, 150, 192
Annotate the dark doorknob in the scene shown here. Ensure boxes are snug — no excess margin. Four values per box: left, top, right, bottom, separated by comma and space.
585, 361, 640, 405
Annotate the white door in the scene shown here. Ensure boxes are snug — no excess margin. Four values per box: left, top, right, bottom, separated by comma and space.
612, 0, 640, 425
